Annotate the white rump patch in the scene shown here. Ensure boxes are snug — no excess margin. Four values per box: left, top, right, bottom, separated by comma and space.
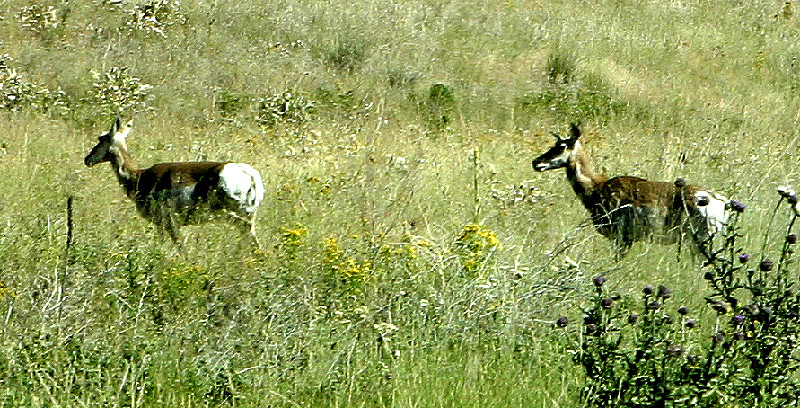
219, 163, 264, 214
694, 190, 729, 235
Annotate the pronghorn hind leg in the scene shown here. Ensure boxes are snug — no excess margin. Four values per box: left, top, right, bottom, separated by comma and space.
162, 216, 187, 254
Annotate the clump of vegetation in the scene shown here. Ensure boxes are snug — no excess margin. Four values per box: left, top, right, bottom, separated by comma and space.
125, 0, 187, 38
0, 54, 68, 112
321, 237, 373, 293
86, 66, 153, 116
455, 224, 502, 278
17, 4, 60, 34
546, 46, 577, 85
277, 223, 309, 262
519, 64, 630, 124
323, 37, 369, 74
560, 189, 800, 407
423, 82, 456, 129
214, 90, 252, 119
515, 47, 636, 124
255, 91, 315, 126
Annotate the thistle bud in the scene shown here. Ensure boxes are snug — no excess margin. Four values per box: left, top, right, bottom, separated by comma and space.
788, 234, 797, 245
678, 306, 690, 316
593, 275, 606, 288
643, 285, 654, 296
556, 316, 568, 328
738, 253, 751, 264
686, 319, 697, 329
730, 200, 746, 213
674, 178, 686, 188
657, 285, 673, 299
760, 259, 774, 272
628, 314, 639, 325
601, 297, 615, 309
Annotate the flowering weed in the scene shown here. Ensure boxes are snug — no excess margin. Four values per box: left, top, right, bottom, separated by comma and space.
455, 224, 502, 277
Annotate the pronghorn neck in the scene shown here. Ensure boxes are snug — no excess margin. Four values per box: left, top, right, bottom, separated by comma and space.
108, 142, 141, 197
566, 143, 607, 201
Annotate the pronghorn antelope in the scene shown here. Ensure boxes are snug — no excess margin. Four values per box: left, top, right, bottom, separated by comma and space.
532, 123, 730, 257
84, 118, 264, 248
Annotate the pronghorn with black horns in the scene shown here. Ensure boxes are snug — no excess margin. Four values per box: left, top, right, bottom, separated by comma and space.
84, 118, 265, 248
532, 123, 731, 257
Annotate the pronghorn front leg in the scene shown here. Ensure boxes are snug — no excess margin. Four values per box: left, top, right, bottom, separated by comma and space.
226, 212, 261, 250
146, 200, 184, 248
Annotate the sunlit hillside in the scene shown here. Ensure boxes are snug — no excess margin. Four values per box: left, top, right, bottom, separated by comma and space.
1, 0, 799, 406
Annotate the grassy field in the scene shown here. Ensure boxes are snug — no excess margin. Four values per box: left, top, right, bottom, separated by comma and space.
2, 0, 800, 406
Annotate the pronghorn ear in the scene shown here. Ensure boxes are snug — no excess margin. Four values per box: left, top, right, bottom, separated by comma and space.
110, 117, 121, 134
569, 123, 582, 140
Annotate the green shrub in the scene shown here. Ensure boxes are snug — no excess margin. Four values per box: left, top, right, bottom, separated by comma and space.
412, 82, 456, 129
255, 91, 315, 126
214, 90, 252, 119
125, 0, 187, 38
85, 66, 153, 116
16, 3, 66, 45
323, 37, 368, 74
546, 46, 577, 85
0, 54, 69, 113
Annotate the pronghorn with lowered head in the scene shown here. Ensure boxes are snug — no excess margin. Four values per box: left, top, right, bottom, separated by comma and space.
532, 123, 731, 257
84, 118, 265, 248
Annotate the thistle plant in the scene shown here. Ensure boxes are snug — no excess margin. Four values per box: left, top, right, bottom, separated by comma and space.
561, 188, 800, 407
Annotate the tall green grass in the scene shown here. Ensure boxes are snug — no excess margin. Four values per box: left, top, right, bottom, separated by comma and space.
1, 0, 799, 406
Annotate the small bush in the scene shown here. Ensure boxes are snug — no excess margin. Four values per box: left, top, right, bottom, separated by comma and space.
214, 90, 251, 119
125, 0, 187, 38
16, 3, 65, 44
324, 38, 368, 74
413, 82, 456, 129
321, 237, 373, 294
387, 66, 419, 88
517, 75, 629, 123
455, 224, 502, 278
255, 91, 314, 126
546, 46, 577, 85
85, 66, 153, 116
0, 54, 69, 113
